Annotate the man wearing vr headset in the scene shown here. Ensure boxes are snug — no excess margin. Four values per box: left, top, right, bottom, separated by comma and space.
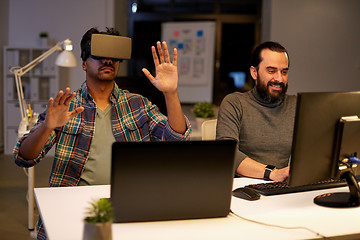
14, 27, 191, 239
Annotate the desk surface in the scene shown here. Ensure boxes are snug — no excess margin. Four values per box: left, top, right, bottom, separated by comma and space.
35, 178, 360, 240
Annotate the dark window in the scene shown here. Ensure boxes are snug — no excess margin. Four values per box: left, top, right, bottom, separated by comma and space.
125, 0, 261, 105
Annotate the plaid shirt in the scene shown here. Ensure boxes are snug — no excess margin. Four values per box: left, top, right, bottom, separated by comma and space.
14, 81, 191, 187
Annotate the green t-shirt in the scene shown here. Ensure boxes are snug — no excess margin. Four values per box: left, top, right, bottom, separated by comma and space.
79, 105, 115, 185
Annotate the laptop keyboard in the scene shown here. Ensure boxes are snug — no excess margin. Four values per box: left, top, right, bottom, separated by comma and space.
244, 178, 350, 196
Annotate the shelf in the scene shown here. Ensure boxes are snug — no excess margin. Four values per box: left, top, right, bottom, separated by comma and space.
3, 46, 59, 155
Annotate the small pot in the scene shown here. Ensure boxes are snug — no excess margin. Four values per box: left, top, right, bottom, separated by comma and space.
83, 221, 112, 240
195, 117, 211, 130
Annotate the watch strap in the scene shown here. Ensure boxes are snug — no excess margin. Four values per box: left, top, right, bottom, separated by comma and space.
264, 165, 275, 180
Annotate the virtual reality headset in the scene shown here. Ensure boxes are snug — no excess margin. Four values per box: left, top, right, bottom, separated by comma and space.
90, 34, 132, 60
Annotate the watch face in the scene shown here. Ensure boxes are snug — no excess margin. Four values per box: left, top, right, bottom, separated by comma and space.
265, 165, 275, 170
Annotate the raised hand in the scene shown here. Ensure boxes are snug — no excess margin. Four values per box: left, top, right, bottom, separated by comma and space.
44, 88, 84, 130
142, 41, 178, 95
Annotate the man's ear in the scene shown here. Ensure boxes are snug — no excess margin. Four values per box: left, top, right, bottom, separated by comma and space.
82, 61, 87, 71
250, 66, 257, 80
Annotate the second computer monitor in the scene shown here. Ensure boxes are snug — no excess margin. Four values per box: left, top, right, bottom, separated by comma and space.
288, 91, 360, 187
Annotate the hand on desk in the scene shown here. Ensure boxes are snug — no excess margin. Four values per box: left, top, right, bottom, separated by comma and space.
237, 157, 289, 182
270, 166, 289, 182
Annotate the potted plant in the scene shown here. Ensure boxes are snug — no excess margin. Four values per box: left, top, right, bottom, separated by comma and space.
83, 198, 114, 240
191, 102, 215, 129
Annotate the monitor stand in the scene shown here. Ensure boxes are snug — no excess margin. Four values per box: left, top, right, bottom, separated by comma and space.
314, 171, 360, 208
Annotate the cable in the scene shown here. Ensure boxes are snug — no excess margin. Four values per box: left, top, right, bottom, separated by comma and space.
229, 210, 329, 239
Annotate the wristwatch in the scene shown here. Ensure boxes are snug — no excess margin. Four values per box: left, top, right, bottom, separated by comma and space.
264, 165, 275, 180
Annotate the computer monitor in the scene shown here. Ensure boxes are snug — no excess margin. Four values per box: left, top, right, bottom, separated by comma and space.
288, 91, 360, 207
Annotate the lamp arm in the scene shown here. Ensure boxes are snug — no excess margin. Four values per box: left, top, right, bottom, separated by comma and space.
10, 40, 65, 120
13, 41, 64, 77
14, 73, 27, 119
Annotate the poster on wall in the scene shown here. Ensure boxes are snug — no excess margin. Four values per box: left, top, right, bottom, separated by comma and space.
161, 21, 215, 103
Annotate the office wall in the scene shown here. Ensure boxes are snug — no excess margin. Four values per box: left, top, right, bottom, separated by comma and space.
7, 0, 360, 96
0, 0, 10, 151
262, 0, 360, 95
8, 0, 120, 90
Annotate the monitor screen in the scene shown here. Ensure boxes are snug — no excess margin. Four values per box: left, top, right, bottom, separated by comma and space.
288, 91, 360, 187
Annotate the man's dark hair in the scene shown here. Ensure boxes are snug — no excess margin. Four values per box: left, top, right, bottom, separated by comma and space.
80, 27, 120, 61
250, 41, 289, 69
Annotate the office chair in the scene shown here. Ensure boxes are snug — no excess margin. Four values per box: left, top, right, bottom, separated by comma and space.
201, 119, 218, 140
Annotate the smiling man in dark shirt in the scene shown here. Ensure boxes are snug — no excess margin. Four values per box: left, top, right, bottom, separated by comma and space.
217, 41, 296, 182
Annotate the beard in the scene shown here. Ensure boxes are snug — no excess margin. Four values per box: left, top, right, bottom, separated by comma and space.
256, 75, 288, 104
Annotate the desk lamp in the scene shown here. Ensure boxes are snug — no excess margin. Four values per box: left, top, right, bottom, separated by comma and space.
9, 38, 77, 234
10, 38, 77, 122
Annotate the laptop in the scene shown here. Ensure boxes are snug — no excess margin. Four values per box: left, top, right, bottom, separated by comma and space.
110, 140, 236, 223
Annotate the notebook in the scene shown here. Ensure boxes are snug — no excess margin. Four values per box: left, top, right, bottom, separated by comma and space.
110, 140, 236, 223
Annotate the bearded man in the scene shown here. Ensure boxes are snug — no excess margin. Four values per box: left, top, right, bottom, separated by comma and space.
216, 41, 296, 182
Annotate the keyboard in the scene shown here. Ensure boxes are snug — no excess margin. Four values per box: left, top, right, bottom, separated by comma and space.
244, 178, 350, 196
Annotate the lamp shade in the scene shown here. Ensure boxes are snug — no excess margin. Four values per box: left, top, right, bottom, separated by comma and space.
56, 50, 77, 67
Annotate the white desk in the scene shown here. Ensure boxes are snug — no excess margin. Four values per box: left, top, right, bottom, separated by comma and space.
34, 178, 360, 240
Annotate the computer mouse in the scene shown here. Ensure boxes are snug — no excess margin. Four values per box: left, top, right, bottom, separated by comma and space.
232, 187, 260, 201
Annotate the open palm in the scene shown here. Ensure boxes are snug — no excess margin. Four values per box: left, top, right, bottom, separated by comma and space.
45, 88, 84, 129
142, 41, 178, 94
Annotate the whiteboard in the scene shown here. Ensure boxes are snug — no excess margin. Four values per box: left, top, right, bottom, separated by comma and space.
161, 22, 215, 103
